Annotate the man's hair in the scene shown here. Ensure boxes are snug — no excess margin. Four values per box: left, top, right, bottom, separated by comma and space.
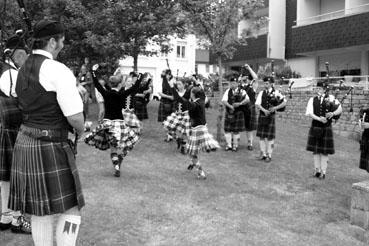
31, 33, 64, 50
191, 86, 205, 99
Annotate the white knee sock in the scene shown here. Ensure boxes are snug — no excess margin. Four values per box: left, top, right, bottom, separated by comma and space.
246, 131, 254, 146
259, 139, 266, 156
321, 155, 329, 174
267, 140, 274, 158
233, 133, 240, 148
225, 133, 232, 148
313, 154, 321, 172
0, 181, 12, 224
56, 214, 81, 246
31, 215, 54, 246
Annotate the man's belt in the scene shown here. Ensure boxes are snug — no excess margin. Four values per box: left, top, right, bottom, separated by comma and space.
20, 126, 68, 142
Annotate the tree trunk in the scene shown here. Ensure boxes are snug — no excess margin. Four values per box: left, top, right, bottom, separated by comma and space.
133, 53, 138, 72
216, 56, 224, 142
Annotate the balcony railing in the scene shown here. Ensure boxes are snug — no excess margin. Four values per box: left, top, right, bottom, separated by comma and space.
296, 3, 369, 26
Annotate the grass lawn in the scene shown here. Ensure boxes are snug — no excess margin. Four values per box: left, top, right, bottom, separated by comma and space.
2, 100, 369, 246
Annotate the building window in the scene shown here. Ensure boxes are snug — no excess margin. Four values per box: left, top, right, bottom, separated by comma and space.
176, 41, 186, 58
206, 64, 209, 73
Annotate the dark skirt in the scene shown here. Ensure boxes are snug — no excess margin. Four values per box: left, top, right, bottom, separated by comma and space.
157, 100, 174, 122
359, 132, 369, 172
224, 110, 245, 133
244, 104, 257, 131
9, 125, 85, 216
306, 125, 334, 155
0, 127, 18, 181
256, 114, 276, 140
134, 98, 148, 120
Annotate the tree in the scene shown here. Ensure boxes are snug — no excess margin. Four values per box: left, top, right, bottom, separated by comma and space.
181, 0, 266, 141
93, 0, 187, 71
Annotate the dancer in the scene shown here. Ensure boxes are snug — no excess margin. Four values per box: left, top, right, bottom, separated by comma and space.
9, 20, 85, 246
0, 34, 31, 234
158, 69, 175, 141
222, 77, 249, 151
306, 84, 342, 179
168, 81, 219, 179
255, 76, 287, 162
85, 67, 142, 177
163, 79, 192, 154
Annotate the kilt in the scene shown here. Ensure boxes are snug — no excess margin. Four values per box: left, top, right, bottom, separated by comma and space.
244, 104, 257, 131
134, 99, 148, 120
163, 111, 191, 136
85, 119, 139, 151
224, 110, 245, 133
360, 131, 369, 172
0, 128, 18, 181
122, 109, 142, 134
157, 100, 174, 122
185, 125, 220, 156
0, 96, 23, 129
9, 125, 85, 216
256, 114, 276, 140
306, 126, 334, 155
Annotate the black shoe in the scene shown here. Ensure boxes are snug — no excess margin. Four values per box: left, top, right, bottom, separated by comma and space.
265, 156, 272, 163
225, 146, 232, 151
0, 222, 11, 231
247, 145, 253, 151
10, 224, 32, 234
232, 147, 238, 152
187, 164, 195, 170
314, 171, 321, 178
258, 155, 267, 161
114, 170, 120, 177
319, 174, 326, 180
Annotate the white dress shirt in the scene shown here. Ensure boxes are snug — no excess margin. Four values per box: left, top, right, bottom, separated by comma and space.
0, 60, 18, 97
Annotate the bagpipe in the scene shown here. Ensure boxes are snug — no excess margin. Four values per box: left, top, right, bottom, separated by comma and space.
267, 60, 286, 112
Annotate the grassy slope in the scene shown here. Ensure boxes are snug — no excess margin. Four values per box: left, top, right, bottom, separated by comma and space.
2, 101, 368, 246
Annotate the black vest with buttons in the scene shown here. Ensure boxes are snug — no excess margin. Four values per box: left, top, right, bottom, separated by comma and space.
174, 89, 191, 112
312, 96, 334, 127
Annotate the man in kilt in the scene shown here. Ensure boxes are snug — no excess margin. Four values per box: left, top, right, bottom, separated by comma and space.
306, 84, 342, 179
134, 72, 152, 120
158, 69, 175, 141
9, 20, 85, 246
239, 64, 258, 151
85, 67, 142, 177
255, 77, 287, 162
168, 80, 219, 179
0, 35, 31, 234
222, 77, 249, 151
163, 79, 192, 154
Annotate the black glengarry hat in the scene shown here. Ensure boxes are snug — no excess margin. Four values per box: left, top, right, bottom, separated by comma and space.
5, 35, 27, 50
33, 20, 65, 39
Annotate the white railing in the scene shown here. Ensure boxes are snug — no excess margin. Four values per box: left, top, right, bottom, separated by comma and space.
296, 3, 369, 26
283, 76, 369, 91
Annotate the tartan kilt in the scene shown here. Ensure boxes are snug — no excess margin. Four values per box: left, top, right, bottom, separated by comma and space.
245, 104, 257, 131
360, 132, 369, 172
163, 111, 191, 136
0, 128, 18, 181
9, 125, 85, 216
85, 119, 139, 151
256, 114, 276, 140
157, 100, 174, 122
134, 99, 148, 120
0, 96, 23, 129
185, 125, 220, 156
122, 109, 142, 134
306, 126, 334, 155
224, 110, 245, 133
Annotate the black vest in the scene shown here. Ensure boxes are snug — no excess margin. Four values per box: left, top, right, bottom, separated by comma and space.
174, 89, 191, 112
241, 84, 256, 104
312, 96, 334, 127
227, 88, 245, 112
16, 54, 69, 130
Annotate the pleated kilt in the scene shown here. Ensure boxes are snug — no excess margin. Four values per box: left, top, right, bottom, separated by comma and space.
85, 119, 140, 151
163, 111, 191, 137
245, 104, 257, 131
9, 125, 85, 216
224, 110, 245, 133
306, 126, 334, 155
122, 109, 141, 134
0, 128, 18, 181
134, 99, 148, 120
185, 125, 220, 156
256, 114, 276, 140
0, 96, 22, 181
157, 100, 174, 122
